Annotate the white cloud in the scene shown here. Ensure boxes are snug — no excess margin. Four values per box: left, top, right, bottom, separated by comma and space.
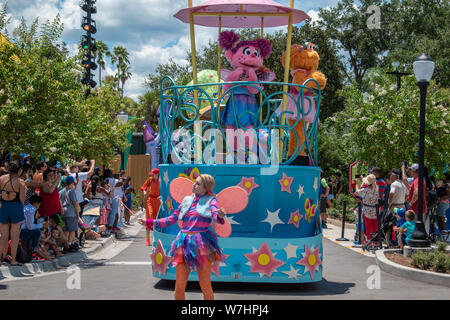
307, 9, 321, 23
3, 0, 339, 101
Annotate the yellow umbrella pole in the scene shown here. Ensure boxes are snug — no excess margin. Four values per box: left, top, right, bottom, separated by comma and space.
279, 1, 294, 163
217, 16, 222, 123
189, 1, 201, 163
259, 16, 264, 124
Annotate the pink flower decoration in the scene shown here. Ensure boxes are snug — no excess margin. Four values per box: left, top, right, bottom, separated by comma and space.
278, 172, 294, 193
211, 254, 230, 278
244, 242, 285, 278
296, 244, 322, 280
150, 240, 172, 275
288, 209, 304, 228
237, 177, 260, 195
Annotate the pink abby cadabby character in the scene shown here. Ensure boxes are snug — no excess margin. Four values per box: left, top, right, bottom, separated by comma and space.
219, 30, 275, 152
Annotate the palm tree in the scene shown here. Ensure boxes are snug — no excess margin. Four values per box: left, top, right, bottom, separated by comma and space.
95, 40, 110, 87
111, 45, 130, 94
119, 62, 132, 98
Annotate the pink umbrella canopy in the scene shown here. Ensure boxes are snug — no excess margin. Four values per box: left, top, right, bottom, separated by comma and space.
174, 0, 310, 28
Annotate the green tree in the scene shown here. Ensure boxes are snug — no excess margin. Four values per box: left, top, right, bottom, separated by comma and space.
119, 62, 132, 97
0, 13, 132, 164
331, 68, 449, 177
111, 45, 130, 94
94, 40, 110, 87
145, 58, 190, 92
317, 0, 392, 89
384, 0, 450, 87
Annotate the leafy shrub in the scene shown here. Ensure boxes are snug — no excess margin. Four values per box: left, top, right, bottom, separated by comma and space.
436, 241, 448, 254
431, 252, 450, 273
411, 243, 450, 273
327, 194, 358, 223
411, 251, 434, 270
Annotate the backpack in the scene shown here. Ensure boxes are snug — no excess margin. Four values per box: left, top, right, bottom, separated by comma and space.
8, 239, 33, 264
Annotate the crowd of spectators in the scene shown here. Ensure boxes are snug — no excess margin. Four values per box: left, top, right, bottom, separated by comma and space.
352, 162, 450, 249
324, 164, 450, 251
0, 158, 135, 266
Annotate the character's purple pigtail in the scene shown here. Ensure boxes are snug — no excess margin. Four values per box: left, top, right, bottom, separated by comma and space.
219, 30, 240, 51
219, 30, 272, 59
255, 38, 272, 59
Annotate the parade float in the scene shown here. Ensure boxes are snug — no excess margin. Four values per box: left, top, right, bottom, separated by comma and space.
152, 0, 324, 284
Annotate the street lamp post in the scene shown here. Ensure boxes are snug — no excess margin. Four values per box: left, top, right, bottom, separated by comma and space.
408, 53, 435, 248
386, 62, 411, 91
117, 110, 129, 171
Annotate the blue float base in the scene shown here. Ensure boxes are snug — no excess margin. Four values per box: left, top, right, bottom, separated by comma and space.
153, 164, 323, 283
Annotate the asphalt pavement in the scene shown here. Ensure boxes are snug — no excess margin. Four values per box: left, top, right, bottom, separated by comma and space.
0, 219, 449, 300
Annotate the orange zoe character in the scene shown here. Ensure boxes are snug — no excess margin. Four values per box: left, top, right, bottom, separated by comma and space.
276, 43, 327, 165
140, 168, 161, 246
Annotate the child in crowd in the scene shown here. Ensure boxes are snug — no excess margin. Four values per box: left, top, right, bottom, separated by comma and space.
123, 176, 134, 225
393, 207, 406, 227
394, 210, 416, 251
138, 174, 227, 300
38, 221, 63, 259
48, 215, 70, 252
60, 176, 82, 250
49, 228, 64, 257
20, 194, 43, 259
352, 204, 365, 243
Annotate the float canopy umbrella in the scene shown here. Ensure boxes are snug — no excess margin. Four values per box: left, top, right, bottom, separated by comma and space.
174, 0, 309, 160
174, 0, 309, 28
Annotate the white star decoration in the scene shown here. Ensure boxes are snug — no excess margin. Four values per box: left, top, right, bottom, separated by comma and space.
283, 243, 298, 260
262, 208, 284, 233
313, 177, 318, 193
282, 265, 302, 280
245, 247, 257, 266
228, 216, 240, 225
297, 184, 305, 199
163, 171, 169, 186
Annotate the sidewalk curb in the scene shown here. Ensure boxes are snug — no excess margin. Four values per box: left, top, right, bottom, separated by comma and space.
0, 210, 144, 281
375, 249, 450, 287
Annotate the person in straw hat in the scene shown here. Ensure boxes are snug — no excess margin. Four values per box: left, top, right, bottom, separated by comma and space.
355, 174, 379, 242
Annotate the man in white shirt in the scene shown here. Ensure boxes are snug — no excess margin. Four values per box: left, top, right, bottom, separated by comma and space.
389, 169, 409, 211
69, 159, 96, 215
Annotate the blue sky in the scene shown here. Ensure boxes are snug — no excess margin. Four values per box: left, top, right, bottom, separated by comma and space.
2, 0, 339, 100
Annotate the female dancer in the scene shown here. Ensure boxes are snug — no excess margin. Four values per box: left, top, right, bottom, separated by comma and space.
138, 174, 226, 300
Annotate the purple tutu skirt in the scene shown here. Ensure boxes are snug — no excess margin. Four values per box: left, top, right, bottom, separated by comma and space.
169, 230, 225, 271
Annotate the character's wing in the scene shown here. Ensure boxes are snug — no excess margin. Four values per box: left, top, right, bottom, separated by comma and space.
169, 177, 193, 204
211, 218, 232, 238
257, 67, 276, 82
216, 186, 249, 214
211, 186, 249, 238
220, 68, 233, 81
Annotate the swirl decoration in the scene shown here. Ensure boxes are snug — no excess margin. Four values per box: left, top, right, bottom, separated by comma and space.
160, 76, 322, 166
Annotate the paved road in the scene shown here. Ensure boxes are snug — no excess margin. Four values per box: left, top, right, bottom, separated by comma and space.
0, 226, 449, 300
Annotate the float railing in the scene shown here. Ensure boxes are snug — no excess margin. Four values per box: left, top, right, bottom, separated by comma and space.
160, 75, 321, 166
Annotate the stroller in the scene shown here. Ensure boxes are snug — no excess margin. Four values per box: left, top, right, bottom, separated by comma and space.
362, 208, 397, 252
